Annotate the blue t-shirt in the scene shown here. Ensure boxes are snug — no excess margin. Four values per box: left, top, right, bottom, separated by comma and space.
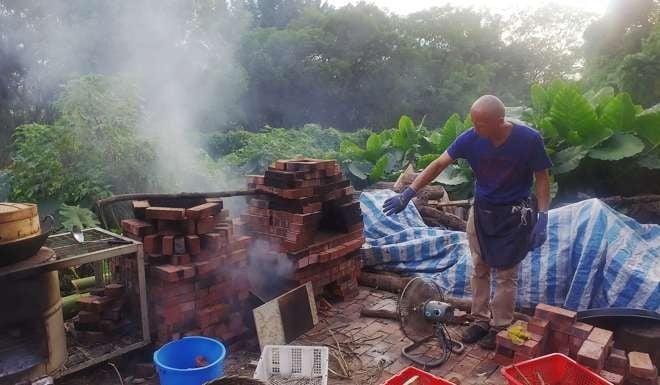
447, 123, 552, 204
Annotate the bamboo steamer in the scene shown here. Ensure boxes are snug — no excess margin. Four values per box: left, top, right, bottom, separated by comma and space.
0, 202, 41, 244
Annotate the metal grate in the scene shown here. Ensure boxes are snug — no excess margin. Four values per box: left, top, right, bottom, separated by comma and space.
45, 229, 124, 259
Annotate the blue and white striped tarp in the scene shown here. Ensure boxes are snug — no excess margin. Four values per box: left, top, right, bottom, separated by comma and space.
359, 190, 660, 312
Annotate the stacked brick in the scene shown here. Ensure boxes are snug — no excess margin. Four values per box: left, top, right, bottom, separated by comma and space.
120, 198, 252, 346
626, 352, 658, 385
244, 159, 364, 298
493, 303, 659, 385
494, 320, 545, 366
74, 283, 127, 343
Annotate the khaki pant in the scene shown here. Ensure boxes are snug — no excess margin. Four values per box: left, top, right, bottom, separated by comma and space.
466, 208, 519, 329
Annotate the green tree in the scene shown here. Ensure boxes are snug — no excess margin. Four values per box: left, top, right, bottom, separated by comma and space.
582, 0, 660, 103
617, 26, 660, 107
9, 75, 156, 206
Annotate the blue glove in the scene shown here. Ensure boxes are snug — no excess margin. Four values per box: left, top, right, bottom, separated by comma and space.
530, 211, 548, 249
382, 186, 417, 216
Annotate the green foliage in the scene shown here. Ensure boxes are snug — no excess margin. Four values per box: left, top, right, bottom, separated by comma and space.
339, 113, 475, 192
522, 80, 658, 178
222, 124, 343, 174
59, 204, 100, 230
207, 130, 254, 159
588, 134, 645, 160
8, 76, 156, 209
335, 79, 660, 199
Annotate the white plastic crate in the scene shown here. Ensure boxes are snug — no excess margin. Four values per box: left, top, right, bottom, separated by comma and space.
253, 345, 329, 385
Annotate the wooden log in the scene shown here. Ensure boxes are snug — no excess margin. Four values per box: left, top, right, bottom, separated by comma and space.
358, 271, 411, 293
415, 185, 446, 202
417, 205, 467, 231
360, 308, 399, 320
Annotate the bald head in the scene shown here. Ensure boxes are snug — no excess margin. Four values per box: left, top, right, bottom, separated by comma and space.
469, 95, 510, 140
470, 95, 505, 118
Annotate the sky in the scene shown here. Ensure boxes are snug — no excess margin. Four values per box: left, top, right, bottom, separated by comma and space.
326, 0, 610, 16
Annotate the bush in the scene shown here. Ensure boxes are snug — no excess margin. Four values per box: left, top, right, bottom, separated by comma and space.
207, 130, 254, 159
222, 124, 345, 174
8, 75, 157, 207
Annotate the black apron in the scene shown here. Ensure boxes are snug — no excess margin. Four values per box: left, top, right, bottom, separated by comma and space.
473, 197, 536, 269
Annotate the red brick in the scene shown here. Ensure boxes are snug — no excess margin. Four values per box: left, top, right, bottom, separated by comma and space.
76, 295, 113, 313
229, 235, 251, 252
78, 310, 100, 323
180, 265, 195, 279
121, 219, 154, 237
196, 217, 216, 234
598, 370, 624, 385
527, 318, 550, 337
627, 376, 656, 385
517, 336, 543, 357
143, 234, 161, 255
170, 253, 191, 266
577, 340, 607, 370
569, 335, 585, 359
104, 283, 123, 297
588, 327, 613, 347
181, 219, 197, 235
534, 304, 576, 333
302, 202, 322, 213
132, 200, 150, 219
157, 219, 184, 235
162, 235, 174, 255
146, 207, 186, 220
570, 322, 594, 339
174, 236, 186, 254
150, 281, 194, 297
192, 259, 211, 276
185, 235, 201, 255
201, 233, 222, 252
153, 290, 196, 307
513, 351, 534, 364
606, 348, 628, 375
186, 202, 221, 220
151, 264, 184, 283
628, 352, 657, 379
246, 174, 265, 184
545, 330, 570, 354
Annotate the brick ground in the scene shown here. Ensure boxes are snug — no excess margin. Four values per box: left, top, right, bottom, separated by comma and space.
293, 286, 507, 385
58, 286, 506, 385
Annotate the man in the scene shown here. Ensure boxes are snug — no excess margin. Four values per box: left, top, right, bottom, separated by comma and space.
382, 95, 552, 349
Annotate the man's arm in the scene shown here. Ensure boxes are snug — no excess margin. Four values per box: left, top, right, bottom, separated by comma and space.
534, 169, 550, 212
410, 151, 455, 192
382, 151, 454, 215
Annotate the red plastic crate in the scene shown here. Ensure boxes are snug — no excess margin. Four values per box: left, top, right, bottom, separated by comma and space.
382, 367, 457, 385
501, 353, 613, 385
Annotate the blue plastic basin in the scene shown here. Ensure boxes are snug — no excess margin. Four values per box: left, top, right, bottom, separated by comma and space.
154, 336, 227, 385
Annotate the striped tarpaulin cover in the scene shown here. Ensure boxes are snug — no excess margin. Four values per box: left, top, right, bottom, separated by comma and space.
359, 190, 660, 311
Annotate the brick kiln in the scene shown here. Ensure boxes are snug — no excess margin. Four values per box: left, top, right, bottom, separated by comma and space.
244, 158, 364, 299
120, 198, 252, 346
117, 158, 364, 346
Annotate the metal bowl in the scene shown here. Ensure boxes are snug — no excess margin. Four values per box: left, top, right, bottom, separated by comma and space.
0, 216, 54, 267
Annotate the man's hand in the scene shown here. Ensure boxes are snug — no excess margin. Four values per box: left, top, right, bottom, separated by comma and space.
530, 211, 548, 249
382, 186, 416, 216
